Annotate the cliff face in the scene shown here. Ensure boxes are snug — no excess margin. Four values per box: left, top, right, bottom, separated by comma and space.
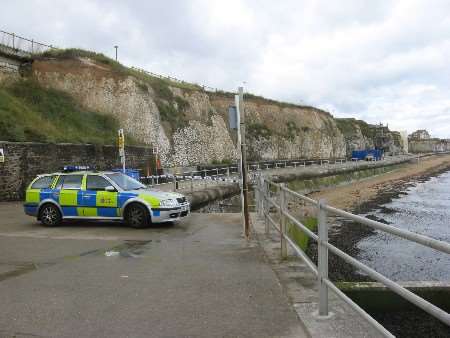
28, 57, 395, 166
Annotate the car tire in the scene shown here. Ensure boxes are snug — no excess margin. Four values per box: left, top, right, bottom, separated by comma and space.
125, 203, 150, 229
39, 204, 62, 227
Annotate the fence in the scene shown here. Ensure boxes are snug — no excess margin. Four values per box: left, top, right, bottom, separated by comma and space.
131, 66, 218, 92
0, 30, 56, 57
255, 176, 450, 337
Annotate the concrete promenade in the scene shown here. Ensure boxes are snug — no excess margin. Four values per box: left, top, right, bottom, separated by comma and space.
0, 204, 307, 338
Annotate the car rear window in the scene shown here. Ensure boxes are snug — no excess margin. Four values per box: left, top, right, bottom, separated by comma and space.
31, 176, 55, 189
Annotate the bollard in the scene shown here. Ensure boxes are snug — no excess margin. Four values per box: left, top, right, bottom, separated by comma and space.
317, 199, 329, 316
280, 183, 287, 259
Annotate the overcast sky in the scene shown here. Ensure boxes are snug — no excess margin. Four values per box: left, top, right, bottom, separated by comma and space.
2, 0, 450, 137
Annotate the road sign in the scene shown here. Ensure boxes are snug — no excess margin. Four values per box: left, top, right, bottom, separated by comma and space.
118, 129, 125, 172
228, 106, 238, 129
0, 148, 4, 163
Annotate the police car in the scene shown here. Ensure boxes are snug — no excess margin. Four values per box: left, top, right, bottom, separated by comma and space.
23, 170, 190, 228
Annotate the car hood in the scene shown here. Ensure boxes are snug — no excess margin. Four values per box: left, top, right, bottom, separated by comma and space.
128, 189, 184, 201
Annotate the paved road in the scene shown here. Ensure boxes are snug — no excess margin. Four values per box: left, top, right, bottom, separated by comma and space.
0, 202, 307, 338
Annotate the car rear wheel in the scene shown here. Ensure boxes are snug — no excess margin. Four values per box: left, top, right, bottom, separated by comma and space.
125, 203, 150, 229
39, 204, 62, 227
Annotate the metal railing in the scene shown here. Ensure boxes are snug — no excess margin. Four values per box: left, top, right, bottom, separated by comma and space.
0, 30, 57, 57
139, 157, 354, 191
140, 166, 240, 192
255, 176, 450, 337
139, 155, 413, 192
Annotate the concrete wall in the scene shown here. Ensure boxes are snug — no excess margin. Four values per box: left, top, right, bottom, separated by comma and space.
0, 141, 154, 201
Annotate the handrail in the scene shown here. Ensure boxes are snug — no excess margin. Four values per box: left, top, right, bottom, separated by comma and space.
324, 205, 450, 254
255, 174, 450, 336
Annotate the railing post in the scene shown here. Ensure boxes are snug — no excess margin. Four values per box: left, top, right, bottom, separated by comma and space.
255, 175, 260, 217
190, 172, 194, 192
317, 199, 329, 317
280, 183, 287, 259
173, 174, 177, 190
264, 181, 269, 235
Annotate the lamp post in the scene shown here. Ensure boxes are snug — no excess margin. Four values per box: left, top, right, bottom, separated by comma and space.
114, 45, 118, 61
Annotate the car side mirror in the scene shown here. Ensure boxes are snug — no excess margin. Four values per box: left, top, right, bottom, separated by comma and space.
105, 186, 116, 192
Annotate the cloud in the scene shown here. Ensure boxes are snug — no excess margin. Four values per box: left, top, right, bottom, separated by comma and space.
1, 0, 450, 137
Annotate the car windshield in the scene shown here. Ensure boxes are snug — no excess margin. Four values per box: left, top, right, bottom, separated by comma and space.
105, 173, 146, 191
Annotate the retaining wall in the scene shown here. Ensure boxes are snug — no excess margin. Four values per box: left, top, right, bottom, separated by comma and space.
0, 141, 154, 201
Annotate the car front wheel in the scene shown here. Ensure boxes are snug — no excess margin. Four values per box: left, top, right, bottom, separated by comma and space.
125, 204, 150, 229
39, 204, 62, 227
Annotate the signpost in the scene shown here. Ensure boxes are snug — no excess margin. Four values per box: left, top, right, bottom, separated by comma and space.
118, 129, 125, 173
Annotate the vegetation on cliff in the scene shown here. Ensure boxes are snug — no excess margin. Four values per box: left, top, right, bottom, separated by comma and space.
335, 118, 376, 139
0, 79, 131, 144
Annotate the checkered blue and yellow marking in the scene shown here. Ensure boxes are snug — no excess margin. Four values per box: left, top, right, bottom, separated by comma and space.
24, 174, 162, 218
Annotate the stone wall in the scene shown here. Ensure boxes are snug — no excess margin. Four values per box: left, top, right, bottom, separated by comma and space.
0, 141, 154, 201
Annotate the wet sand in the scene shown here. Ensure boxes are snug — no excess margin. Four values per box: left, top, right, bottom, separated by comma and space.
309, 153, 450, 210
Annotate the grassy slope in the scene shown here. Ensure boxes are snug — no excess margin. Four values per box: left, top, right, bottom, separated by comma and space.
0, 79, 128, 144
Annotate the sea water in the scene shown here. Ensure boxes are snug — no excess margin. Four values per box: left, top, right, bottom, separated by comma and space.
357, 171, 450, 281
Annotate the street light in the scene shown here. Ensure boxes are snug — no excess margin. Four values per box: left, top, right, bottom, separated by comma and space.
114, 45, 118, 61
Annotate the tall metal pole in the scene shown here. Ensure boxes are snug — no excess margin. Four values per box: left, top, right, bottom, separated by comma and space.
235, 95, 245, 229
114, 45, 118, 61
238, 86, 250, 239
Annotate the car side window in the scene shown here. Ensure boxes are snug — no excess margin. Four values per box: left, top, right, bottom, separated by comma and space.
31, 176, 54, 189
86, 175, 111, 191
58, 175, 83, 190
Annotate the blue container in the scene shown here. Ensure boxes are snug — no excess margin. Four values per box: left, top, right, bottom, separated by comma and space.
112, 168, 141, 181
352, 149, 383, 161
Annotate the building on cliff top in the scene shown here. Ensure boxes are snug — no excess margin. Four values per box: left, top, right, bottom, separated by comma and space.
409, 129, 431, 140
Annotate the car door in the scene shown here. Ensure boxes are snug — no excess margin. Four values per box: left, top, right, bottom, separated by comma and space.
80, 174, 119, 218
54, 174, 83, 217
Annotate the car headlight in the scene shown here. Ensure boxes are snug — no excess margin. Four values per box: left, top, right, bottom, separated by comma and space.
159, 199, 177, 207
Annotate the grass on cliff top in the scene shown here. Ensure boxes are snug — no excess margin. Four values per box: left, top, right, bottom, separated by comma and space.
40, 48, 201, 91
40, 49, 321, 113
0, 79, 135, 145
